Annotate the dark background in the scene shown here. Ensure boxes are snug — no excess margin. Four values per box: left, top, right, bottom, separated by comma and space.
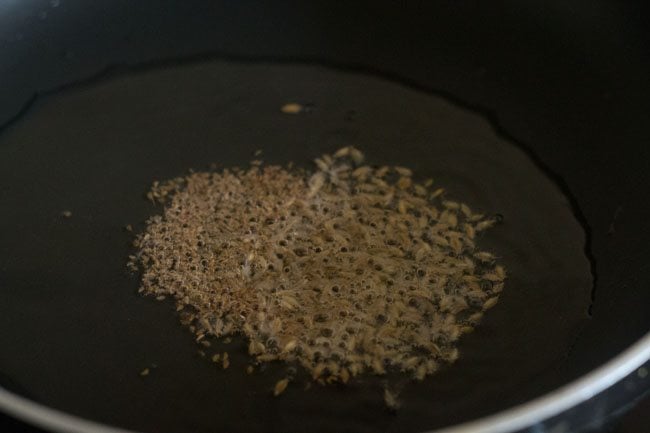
1, 0, 649, 431
2, 0, 649, 371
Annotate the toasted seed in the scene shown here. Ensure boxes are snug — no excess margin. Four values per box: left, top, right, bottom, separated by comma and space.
340, 368, 350, 384
375, 166, 390, 177
397, 177, 412, 190
398, 200, 408, 214
450, 237, 463, 254
414, 364, 427, 381
314, 158, 330, 171
494, 265, 506, 279
446, 348, 460, 362
476, 219, 497, 232
413, 184, 428, 196
61, 210, 72, 218
373, 178, 389, 188
282, 339, 297, 353
372, 359, 386, 374
349, 147, 364, 164
460, 326, 474, 334
312, 363, 327, 379
348, 363, 362, 377
464, 224, 476, 239
442, 200, 460, 210
431, 187, 445, 198
281, 103, 303, 114
431, 234, 449, 247
333, 146, 351, 158
425, 360, 438, 373
483, 297, 499, 310
249, 341, 266, 355
469, 312, 484, 323
482, 272, 503, 282
308, 172, 326, 198
394, 166, 413, 177
474, 252, 495, 262
352, 166, 373, 178
139, 368, 150, 376
273, 378, 290, 396
384, 388, 401, 410
404, 356, 420, 369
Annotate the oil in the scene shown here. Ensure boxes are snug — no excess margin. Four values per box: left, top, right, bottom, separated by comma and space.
0, 60, 593, 433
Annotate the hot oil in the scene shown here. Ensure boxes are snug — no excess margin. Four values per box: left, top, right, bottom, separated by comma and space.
0, 60, 593, 433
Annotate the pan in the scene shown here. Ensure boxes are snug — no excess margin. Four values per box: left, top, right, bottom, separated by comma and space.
0, 1, 648, 432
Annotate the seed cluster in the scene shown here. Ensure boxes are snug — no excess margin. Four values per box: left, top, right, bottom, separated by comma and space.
130, 147, 505, 384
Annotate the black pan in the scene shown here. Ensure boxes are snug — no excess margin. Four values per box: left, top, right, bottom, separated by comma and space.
0, 1, 648, 432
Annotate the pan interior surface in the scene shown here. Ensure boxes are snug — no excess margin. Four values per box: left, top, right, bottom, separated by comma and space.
0, 61, 592, 433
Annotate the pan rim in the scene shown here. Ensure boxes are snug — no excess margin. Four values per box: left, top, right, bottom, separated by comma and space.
0, 332, 648, 433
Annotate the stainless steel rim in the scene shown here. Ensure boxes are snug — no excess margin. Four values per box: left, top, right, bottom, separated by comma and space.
1, 331, 649, 433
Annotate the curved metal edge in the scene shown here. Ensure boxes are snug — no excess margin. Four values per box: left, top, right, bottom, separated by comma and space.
1, 332, 649, 433
0, 389, 134, 433
431, 331, 650, 433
